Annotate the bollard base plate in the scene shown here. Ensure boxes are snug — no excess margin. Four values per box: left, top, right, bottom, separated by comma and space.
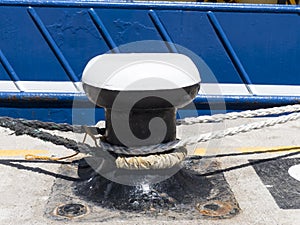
45, 157, 240, 221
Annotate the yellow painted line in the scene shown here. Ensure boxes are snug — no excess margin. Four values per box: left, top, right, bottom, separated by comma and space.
193, 146, 300, 156
194, 148, 207, 156
236, 146, 300, 153
0, 149, 49, 157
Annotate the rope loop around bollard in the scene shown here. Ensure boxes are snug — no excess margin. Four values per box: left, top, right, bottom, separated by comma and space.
1, 103, 300, 169
98, 110, 300, 156
99, 139, 181, 156
115, 147, 187, 170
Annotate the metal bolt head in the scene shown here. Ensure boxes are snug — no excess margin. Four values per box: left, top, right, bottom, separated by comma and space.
55, 203, 88, 218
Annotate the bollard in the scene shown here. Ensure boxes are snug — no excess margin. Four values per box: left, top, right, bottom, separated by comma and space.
82, 53, 200, 150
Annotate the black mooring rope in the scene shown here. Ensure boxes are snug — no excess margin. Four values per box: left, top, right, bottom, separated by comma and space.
1, 117, 84, 133
0, 117, 95, 154
0, 117, 169, 156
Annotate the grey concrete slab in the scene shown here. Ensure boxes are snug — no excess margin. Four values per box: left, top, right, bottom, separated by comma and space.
0, 117, 299, 225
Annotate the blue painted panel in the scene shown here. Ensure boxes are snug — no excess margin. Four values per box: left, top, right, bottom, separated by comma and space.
0, 62, 11, 80
0, 107, 105, 124
194, 95, 300, 110
94, 8, 169, 53
157, 11, 244, 84
0, 6, 70, 81
0, 1, 300, 123
0, 92, 105, 123
36, 7, 110, 80
2, 94, 300, 123
216, 12, 300, 85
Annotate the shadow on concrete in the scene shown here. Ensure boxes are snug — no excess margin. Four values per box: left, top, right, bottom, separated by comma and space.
0, 160, 79, 181
198, 149, 300, 177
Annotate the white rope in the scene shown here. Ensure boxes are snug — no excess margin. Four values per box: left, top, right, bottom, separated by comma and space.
95, 105, 300, 170
177, 112, 300, 147
110, 112, 300, 170
177, 104, 300, 125
101, 111, 300, 156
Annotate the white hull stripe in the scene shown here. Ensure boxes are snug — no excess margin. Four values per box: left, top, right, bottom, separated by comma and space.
0, 81, 20, 92
0, 81, 84, 93
1, 81, 300, 96
199, 83, 251, 96
248, 84, 300, 97
200, 83, 300, 96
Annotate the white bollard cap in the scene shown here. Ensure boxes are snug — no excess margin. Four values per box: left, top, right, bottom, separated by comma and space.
82, 53, 201, 91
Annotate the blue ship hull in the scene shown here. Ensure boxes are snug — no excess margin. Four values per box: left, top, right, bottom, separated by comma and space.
0, 1, 299, 123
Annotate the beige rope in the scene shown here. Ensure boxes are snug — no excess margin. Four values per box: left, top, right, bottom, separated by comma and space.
115, 147, 187, 170
25, 152, 79, 161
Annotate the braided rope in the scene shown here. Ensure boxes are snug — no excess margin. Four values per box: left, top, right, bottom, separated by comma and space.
99, 140, 180, 156
0, 117, 94, 154
110, 111, 300, 169
178, 112, 300, 146
101, 111, 300, 155
115, 147, 187, 170
177, 104, 300, 125
0, 117, 84, 133
1, 105, 300, 170
20, 120, 82, 132
25, 152, 79, 161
